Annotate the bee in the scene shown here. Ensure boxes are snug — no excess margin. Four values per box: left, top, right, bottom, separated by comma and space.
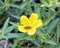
25, 26, 31, 29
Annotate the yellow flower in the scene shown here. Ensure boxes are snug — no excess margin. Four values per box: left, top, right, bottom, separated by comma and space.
18, 13, 42, 35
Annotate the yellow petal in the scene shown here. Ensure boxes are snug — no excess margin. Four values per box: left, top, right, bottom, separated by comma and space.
29, 13, 38, 23
20, 15, 29, 26
27, 28, 36, 35
18, 26, 27, 33
33, 19, 42, 28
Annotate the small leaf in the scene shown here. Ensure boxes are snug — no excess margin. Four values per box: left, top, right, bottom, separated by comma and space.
56, 20, 60, 43
2, 18, 10, 34
46, 18, 59, 35
40, 0, 48, 5
8, 1, 28, 9
42, 15, 55, 27
43, 39, 57, 45
6, 33, 20, 38
9, 22, 19, 27
11, 15, 20, 19
5, 26, 15, 34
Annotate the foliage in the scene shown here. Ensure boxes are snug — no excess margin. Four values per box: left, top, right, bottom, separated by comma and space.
0, 0, 60, 48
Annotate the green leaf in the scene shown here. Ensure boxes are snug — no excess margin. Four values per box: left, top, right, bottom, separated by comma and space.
42, 15, 55, 27
8, 1, 28, 9
6, 33, 20, 38
9, 22, 19, 27
56, 20, 60, 43
2, 18, 10, 34
11, 15, 20, 19
36, 28, 44, 35
40, 0, 48, 5
12, 33, 27, 48
46, 18, 59, 35
14, 35, 40, 47
5, 26, 15, 33
0, 4, 3, 8
55, 44, 60, 48
27, 37, 40, 46
53, 0, 58, 4
43, 39, 57, 45
55, 46, 60, 48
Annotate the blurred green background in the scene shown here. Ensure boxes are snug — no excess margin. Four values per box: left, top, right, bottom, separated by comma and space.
0, 0, 60, 48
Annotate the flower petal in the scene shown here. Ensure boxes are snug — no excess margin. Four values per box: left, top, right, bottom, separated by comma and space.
20, 15, 29, 26
18, 26, 27, 33
27, 28, 36, 35
29, 13, 38, 23
33, 19, 42, 28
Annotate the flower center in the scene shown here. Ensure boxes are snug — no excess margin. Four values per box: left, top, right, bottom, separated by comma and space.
24, 26, 31, 29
